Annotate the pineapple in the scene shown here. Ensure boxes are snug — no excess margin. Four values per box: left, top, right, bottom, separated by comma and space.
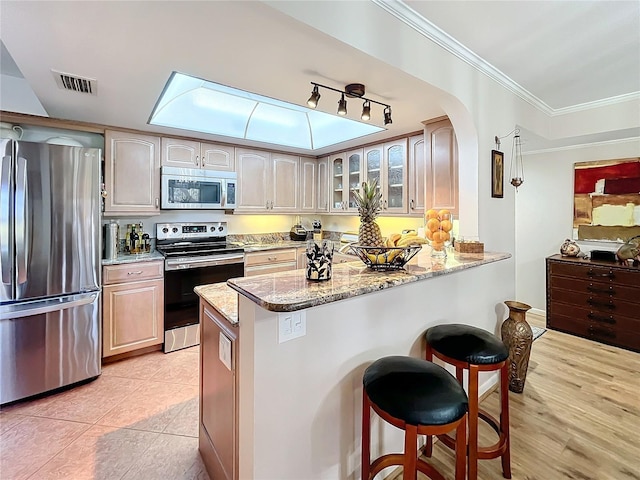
353, 179, 384, 247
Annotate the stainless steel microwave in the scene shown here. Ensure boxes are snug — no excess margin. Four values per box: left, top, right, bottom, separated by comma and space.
161, 167, 237, 210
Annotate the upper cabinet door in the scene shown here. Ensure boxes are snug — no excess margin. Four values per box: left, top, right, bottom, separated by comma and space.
104, 130, 160, 214
408, 134, 426, 215
161, 138, 199, 168
299, 158, 316, 212
425, 118, 458, 216
271, 154, 299, 212
329, 154, 345, 212
383, 139, 408, 214
236, 148, 271, 211
316, 157, 329, 213
345, 149, 363, 212
200, 142, 235, 171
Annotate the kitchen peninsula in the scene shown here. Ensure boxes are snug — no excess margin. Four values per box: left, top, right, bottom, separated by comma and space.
196, 249, 511, 480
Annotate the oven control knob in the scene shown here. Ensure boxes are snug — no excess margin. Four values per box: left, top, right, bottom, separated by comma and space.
162, 227, 168, 234
218, 226, 224, 231
172, 227, 179, 233
210, 226, 215, 232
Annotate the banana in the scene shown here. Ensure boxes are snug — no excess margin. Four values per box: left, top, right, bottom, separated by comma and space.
389, 233, 402, 245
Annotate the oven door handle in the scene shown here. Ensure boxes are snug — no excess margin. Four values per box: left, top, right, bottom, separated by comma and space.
165, 253, 245, 270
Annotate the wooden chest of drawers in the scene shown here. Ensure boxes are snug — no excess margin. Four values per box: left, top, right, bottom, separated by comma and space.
546, 254, 640, 352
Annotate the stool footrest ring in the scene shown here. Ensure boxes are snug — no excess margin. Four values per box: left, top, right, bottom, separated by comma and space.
369, 454, 447, 480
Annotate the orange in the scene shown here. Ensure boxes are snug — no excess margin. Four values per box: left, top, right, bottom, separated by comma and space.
440, 219, 453, 232
438, 209, 451, 221
425, 209, 439, 220
433, 230, 450, 243
426, 218, 440, 232
431, 241, 444, 251
425, 229, 434, 241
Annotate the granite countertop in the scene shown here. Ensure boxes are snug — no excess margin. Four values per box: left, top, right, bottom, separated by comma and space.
227, 250, 511, 313
194, 282, 239, 325
102, 251, 165, 266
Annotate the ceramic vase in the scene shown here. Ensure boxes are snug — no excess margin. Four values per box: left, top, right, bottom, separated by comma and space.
500, 300, 533, 393
305, 240, 333, 281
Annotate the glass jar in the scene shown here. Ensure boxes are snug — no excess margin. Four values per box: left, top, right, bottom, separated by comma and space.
425, 209, 453, 257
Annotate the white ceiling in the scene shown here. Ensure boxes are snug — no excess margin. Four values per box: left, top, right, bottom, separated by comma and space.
0, 1, 638, 155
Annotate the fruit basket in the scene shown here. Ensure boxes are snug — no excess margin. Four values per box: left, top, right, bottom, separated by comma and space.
349, 244, 422, 271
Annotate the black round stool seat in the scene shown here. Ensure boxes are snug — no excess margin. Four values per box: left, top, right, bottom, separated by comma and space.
363, 356, 468, 426
426, 324, 508, 365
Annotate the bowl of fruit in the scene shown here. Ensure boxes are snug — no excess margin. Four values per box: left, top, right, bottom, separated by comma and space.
425, 209, 454, 257
349, 232, 426, 271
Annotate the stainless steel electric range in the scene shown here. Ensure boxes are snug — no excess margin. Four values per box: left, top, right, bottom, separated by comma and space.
155, 222, 244, 353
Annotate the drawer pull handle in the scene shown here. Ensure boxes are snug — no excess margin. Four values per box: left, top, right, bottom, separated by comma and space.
587, 312, 615, 324
587, 270, 614, 279
267, 256, 277, 261
127, 271, 143, 275
588, 326, 616, 339
587, 298, 615, 309
587, 285, 615, 295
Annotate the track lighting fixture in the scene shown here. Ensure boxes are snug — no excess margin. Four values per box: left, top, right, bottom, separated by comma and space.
337, 93, 347, 116
383, 106, 392, 126
307, 85, 320, 108
305, 82, 392, 126
361, 101, 371, 121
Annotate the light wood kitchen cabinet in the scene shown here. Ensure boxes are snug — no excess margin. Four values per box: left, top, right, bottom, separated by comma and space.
236, 149, 299, 212
161, 137, 235, 171
363, 140, 408, 214
200, 301, 238, 480
104, 130, 161, 214
408, 134, 426, 215
316, 157, 329, 213
299, 158, 317, 212
244, 248, 297, 276
424, 118, 458, 216
102, 261, 164, 358
330, 149, 363, 213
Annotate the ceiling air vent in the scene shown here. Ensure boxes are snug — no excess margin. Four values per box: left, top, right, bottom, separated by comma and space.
51, 69, 97, 96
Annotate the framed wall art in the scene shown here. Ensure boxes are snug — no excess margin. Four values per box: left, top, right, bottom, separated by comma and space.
491, 150, 504, 198
573, 157, 640, 242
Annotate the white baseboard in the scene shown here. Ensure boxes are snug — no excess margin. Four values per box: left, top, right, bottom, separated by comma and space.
529, 307, 545, 317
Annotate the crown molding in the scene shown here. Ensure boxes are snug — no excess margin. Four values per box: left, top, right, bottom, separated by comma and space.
373, 0, 637, 117
523, 136, 640, 156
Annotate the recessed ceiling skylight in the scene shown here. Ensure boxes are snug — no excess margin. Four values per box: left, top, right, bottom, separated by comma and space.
148, 72, 385, 151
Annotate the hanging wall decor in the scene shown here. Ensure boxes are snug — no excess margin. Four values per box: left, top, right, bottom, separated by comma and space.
491, 150, 504, 198
573, 158, 640, 242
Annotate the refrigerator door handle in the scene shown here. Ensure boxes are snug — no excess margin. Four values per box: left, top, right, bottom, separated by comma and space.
15, 156, 27, 285
0, 292, 98, 320
0, 154, 12, 286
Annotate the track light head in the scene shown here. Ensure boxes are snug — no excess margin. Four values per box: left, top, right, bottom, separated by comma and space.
383, 106, 392, 126
337, 93, 347, 116
361, 101, 371, 121
307, 85, 320, 108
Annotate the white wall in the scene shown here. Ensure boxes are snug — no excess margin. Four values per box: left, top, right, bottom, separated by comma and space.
515, 138, 640, 312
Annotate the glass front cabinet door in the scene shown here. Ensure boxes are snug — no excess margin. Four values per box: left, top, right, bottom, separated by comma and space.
384, 140, 407, 213
330, 150, 362, 212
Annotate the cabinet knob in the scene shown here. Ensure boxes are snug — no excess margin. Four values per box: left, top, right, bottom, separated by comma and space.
410, 199, 415, 210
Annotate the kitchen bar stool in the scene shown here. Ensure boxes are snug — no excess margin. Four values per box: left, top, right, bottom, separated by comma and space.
362, 356, 468, 480
425, 324, 511, 480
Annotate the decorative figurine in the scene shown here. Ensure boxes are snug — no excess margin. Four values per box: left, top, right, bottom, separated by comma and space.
616, 236, 640, 266
560, 239, 581, 257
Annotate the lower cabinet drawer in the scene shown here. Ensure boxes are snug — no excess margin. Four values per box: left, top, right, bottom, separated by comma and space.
548, 313, 640, 352
244, 249, 297, 267
103, 261, 163, 285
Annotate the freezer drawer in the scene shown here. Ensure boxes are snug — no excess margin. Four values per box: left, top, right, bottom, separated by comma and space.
0, 292, 101, 405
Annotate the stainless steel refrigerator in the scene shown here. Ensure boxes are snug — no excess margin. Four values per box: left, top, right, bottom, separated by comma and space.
0, 139, 102, 405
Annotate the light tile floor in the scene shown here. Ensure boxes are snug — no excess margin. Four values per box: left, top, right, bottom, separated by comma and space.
0, 347, 209, 480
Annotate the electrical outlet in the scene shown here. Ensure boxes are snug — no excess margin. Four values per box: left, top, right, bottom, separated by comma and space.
278, 311, 306, 343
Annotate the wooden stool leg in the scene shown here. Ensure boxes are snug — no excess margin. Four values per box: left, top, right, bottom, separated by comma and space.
424, 344, 434, 457
500, 363, 512, 478
403, 424, 418, 480
455, 414, 467, 480
468, 364, 479, 480
362, 392, 371, 480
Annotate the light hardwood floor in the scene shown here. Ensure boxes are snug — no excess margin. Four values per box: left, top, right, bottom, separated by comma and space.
390, 314, 640, 480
